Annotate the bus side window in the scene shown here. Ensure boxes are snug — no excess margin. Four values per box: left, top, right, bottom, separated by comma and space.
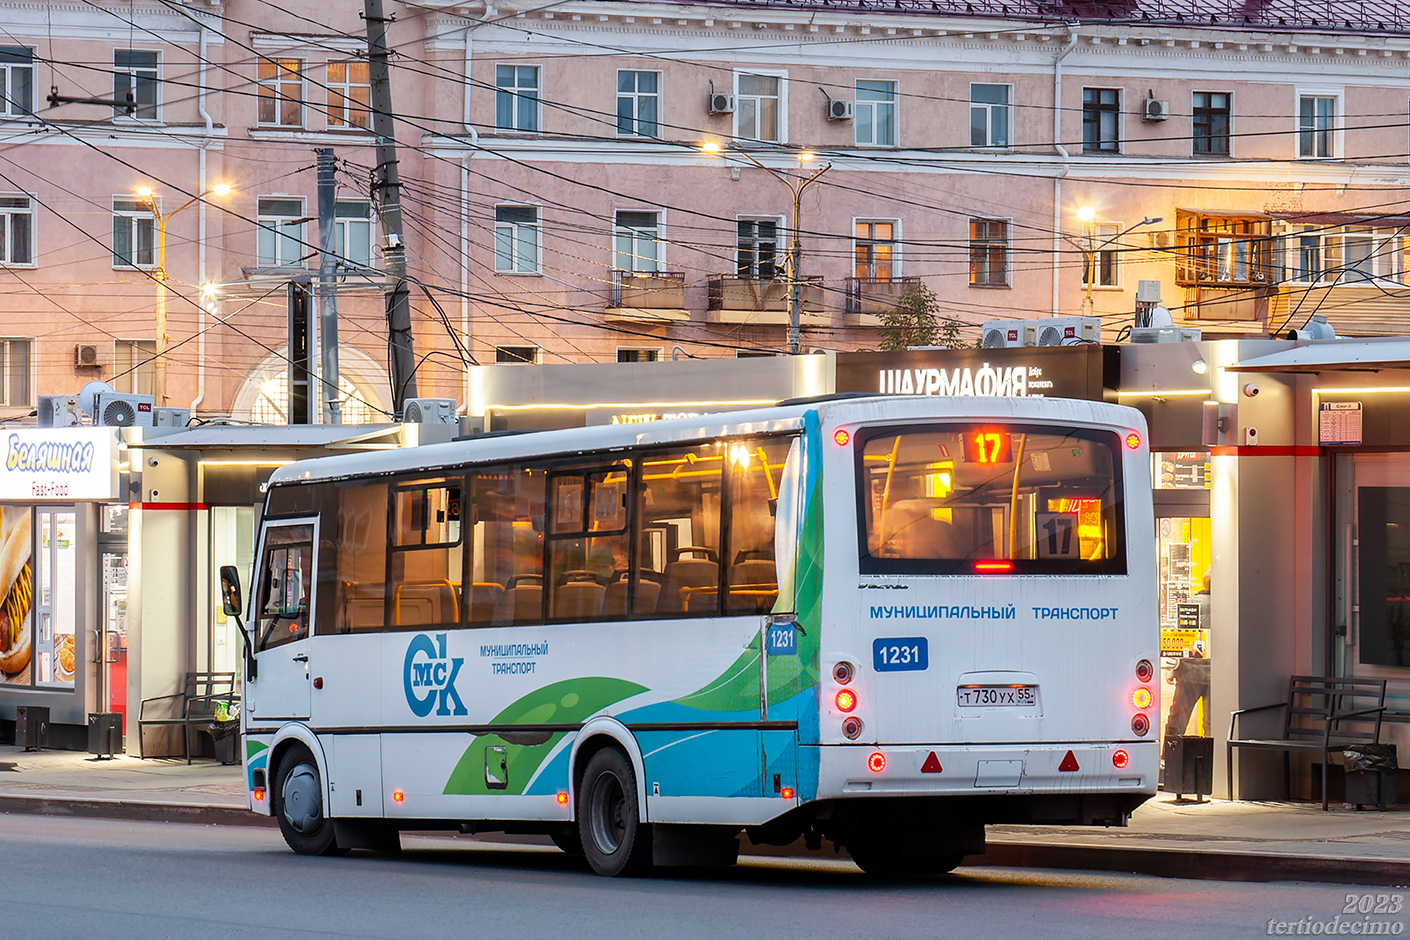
725, 437, 792, 614
638, 445, 723, 617
334, 480, 389, 633
546, 464, 630, 622
389, 478, 465, 628
469, 463, 546, 626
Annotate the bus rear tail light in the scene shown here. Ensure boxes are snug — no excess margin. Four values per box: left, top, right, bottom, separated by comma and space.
867, 752, 886, 773
781, 787, 795, 799
1132, 687, 1152, 710
1112, 749, 1130, 769
1135, 659, 1154, 682
832, 661, 854, 684
974, 560, 1013, 574
833, 429, 850, 447
1125, 432, 1142, 450
253, 788, 266, 803
836, 689, 858, 713
841, 716, 863, 739
1131, 713, 1150, 736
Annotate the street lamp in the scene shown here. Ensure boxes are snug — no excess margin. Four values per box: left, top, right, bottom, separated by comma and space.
702, 142, 831, 355
135, 183, 232, 405
1073, 207, 1162, 316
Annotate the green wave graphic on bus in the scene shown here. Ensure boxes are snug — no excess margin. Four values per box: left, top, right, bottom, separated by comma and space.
443, 676, 648, 795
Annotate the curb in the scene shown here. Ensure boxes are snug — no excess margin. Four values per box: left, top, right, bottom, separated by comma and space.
0, 795, 276, 829
2, 794, 1407, 885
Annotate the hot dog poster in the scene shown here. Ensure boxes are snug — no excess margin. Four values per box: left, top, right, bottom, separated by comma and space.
0, 507, 33, 684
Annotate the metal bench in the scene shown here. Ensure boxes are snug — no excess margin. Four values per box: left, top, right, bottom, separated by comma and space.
137, 671, 238, 763
1227, 675, 1387, 810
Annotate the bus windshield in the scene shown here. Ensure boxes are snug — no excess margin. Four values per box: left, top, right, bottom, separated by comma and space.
857, 423, 1127, 576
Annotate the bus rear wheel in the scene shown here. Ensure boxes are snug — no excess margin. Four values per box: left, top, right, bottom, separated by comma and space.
275, 744, 347, 856
578, 747, 653, 877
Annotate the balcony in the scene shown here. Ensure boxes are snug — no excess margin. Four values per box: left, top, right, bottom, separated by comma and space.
705, 275, 826, 326
604, 271, 689, 323
844, 276, 921, 325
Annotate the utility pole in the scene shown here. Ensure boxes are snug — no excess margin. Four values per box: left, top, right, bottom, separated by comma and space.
315, 148, 342, 424
364, 0, 417, 412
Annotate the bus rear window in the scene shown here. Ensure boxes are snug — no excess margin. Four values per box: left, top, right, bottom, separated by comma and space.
856, 423, 1127, 575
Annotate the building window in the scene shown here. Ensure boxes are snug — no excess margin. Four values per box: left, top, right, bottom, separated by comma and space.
1082, 87, 1121, 153
968, 218, 1009, 287
112, 198, 155, 268
334, 200, 373, 269
736, 72, 781, 142
736, 218, 780, 278
855, 80, 896, 147
1174, 211, 1272, 287
494, 205, 540, 274
257, 58, 303, 126
1082, 221, 1122, 289
1298, 94, 1336, 158
326, 60, 371, 129
617, 347, 659, 362
495, 346, 538, 364
854, 221, 895, 280
113, 50, 158, 120
0, 338, 31, 406
1290, 229, 1410, 285
970, 84, 1010, 148
0, 196, 33, 265
496, 65, 539, 132
0, 47, 34, 118
613, 211, 660, 273
1192, 92, 1230, 156
114, 339, 156, 396
257, 197, 306, 267
617, 70, 659, 138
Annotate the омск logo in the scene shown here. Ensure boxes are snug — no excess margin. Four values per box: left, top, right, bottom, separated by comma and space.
403, 633, 467, 717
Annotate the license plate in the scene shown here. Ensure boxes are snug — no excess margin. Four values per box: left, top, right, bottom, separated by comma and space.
957, 685, 1037, 707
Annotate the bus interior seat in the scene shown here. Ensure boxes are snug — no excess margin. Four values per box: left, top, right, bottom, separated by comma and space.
495, 575, 543, 623
880, 499, 963, 559
657, 547, 719, 612
340, 581, 386, 631
395, 580, 458, 625
468, 582, 505, 623
730, 555, 776, 589
553, 580, 607, 619
605, 574, 662, 615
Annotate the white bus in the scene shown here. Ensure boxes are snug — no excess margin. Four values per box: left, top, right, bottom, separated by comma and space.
221, 394, 1158, 876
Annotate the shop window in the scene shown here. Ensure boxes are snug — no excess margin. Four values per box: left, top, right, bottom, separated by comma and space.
1173, 211, 1273, 288
0, 509, 76, 689
1357, 487, 1410, 667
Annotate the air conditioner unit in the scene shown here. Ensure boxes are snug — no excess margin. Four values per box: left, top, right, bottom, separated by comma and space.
1035, 316, 1101, 347
402, 398, 458, 424
1143, 98, 1170, 121
827, 99, 854, 121
75, 344, 107, 368
708, 93, 735, 114
1130, 326, 1202, 344
95, 392, 154, 427
37, 395, 83, 428
981, 320, 1038, 348
154, 407, 191, 427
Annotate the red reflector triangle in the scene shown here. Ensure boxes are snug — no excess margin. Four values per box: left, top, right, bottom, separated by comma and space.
920, 752, 943, 774
1058, 751, 1080, 772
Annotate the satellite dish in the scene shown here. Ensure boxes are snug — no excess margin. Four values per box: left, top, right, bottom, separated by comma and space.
79, 381, 115, 418
1147, 306, 1174, 328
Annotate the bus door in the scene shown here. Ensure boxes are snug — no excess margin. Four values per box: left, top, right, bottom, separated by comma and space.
247, 520, 317, 722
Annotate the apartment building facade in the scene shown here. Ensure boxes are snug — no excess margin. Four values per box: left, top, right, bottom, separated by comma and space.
2, 0, 1410, 420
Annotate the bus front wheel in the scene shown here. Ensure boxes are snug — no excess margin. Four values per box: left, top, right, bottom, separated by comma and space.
578, 747, 653, 876
275, 744, 347, 856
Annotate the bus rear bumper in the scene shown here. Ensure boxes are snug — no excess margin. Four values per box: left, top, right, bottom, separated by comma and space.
813, 741, 1158, 805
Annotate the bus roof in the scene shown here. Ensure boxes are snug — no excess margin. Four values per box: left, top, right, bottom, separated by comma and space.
264, 395, 1143, 488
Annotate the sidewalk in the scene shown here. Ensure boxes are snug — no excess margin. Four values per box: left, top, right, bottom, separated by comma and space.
1, 744, 1407, 884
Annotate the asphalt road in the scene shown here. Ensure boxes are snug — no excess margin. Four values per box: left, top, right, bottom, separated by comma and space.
3, 815, 1405, 940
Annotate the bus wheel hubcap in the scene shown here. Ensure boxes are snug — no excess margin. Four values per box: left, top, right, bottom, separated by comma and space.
283, 763, 322, 833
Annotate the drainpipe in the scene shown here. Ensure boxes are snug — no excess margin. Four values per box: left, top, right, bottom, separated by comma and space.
1051, 24, 1079, 316
191, 23, 216, 413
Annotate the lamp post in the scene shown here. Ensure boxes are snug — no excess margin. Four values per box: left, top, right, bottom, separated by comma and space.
1073, 207, 1163, 316
136, 183, 231, 406
703, 142, 831, 355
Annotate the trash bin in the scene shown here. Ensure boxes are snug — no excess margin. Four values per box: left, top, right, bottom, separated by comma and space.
209, 720, 240, 765
88, 713, 122, 759
1162, 734, 1213, 801
16, 705, 49, 751
1343, 744, 1398, 811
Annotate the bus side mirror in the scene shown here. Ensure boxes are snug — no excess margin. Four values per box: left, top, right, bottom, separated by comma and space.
219, 565, 243, 617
